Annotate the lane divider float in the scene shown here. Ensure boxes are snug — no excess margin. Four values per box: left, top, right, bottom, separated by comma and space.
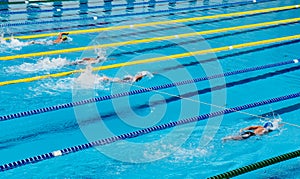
208, 149, 300, 178
0, 0, 189, 15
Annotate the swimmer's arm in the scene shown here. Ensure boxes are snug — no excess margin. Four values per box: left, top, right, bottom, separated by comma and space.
57, 32, 63, 40
240, 126, 260, 132
53, 33, 64, 44
53, 39, 60, 44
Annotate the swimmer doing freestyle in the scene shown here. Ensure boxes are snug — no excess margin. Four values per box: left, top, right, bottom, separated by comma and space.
70, 56, 105, 65
69, 55, 116, 66
29, 32, 69, 45
99, 71, 152, 83
222, 119, 282, 141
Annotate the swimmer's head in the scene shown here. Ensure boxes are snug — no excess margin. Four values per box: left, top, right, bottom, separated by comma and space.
62, 36, 68, 41
263, 121, 274, 131
96, 55, 102, 60
264, 118, 282, 131
137, 71, 152, 78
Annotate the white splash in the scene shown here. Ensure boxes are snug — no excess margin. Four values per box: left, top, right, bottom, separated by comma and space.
74, 65, 97, 89
74, 65, 109, 90
95, 48, 106, 61
143, 143, 209, 163
261, 113, 283, 131
5, 57, 69, 73
28, 77, 75, 97
0, 35, 29, 50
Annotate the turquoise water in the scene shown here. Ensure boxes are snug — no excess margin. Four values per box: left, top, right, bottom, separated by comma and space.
0, 0, 300, 177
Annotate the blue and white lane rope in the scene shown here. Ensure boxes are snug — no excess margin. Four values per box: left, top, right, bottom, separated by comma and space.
0, 0, 272, 27
1, 90, 300, 172
0, 59, 298, 122
0, 0, 189, 15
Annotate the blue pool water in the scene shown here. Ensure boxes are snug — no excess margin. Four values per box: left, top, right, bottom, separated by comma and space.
0, 0, 300, 177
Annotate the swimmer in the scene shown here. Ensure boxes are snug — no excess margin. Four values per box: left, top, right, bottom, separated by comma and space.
53, 32, 69, 44
69, 56, 116, 66
69, 57, 98, 65
120, 71, 151, 83
97, 71, 153, 83
222, 119, 281, 141
28, 32, 69, 45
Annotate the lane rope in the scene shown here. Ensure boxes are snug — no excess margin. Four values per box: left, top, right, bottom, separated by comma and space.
1, 91, 300, 172
208, 149, 300, 178
2, 0, 195, 25
5, 0, 281, 38
0, 59, 298, 122
0, 0, 74, 5
4, 3, 300, 40
0, 0, 131, 10
0, 0, 188, 15
1, 34, 300, 86
2, 17, 300, 60
0, 1, 295, 28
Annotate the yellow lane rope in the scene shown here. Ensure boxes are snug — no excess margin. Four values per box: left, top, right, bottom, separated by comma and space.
3, 4, 300, 40
1, 17, 300, 61
1, 34, 300, 86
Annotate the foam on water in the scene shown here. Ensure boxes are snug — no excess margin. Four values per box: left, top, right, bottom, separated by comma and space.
143, 143, 209, 163
0, 35, 29, 51
172, 146, 209, 162
5, 57, 70, 73
27, 78, 74, 97
95, 48, 106, 60
30, 65, 109, 95
74, 65, 98, 89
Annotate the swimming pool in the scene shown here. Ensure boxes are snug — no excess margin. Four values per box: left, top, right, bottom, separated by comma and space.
1, 0, 300, 177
